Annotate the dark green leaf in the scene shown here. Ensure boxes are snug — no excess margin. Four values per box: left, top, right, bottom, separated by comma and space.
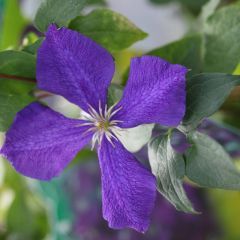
182, 73, 240, 130
185, 131, 240, 190
0, 79, 35, 131
0, 50, 36, 130
148, 135, 196, 213
203, 3, 240, 72
34, 0, 87, 33
179, 0, 208, 13
149, 0, 170, 4
69, 9, 147, 52
149, 0, 208, 14
0, 50, 36, 78
85, 0, 106, 5
148, 35, 202, 76
107, 84, 123, 106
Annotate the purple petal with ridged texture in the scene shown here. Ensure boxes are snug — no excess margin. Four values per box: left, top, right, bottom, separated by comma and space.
0, 103, 92, 180
37, 24, 115, 112
98, 136, 156, 233
114, 56, 187, 128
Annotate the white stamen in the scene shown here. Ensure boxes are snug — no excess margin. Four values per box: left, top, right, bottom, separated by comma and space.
109, 106, 122, 119
78, 102, 123, 149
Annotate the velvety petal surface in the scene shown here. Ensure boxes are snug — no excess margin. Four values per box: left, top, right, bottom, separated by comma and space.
114, 56, 187, 128
37, 24, 115, 112
0, 103, 92, 180
98, 136, 156, 232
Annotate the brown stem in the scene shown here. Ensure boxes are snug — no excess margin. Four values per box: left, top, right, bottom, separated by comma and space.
0, 74, 54, 100
35, 90, 53, 99
0, 74, 36, 83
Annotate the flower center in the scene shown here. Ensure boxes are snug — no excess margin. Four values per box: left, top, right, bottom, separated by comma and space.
96, 120, 110, 131
79, 102, 122, 149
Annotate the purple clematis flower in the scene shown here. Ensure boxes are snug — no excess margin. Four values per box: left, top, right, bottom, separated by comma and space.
0, 24, 187, 232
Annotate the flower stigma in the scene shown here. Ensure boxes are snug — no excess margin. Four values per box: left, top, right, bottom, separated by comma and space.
78, 102, 123, 150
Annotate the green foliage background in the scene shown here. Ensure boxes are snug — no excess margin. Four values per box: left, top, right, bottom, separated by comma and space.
1, 0, 240, 239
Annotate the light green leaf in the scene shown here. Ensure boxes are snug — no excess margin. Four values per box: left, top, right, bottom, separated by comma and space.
148, 135, 196, 213
185, 131, 240, 190
0, 50, 36, 78
0, 0, 26, 50
34, 0, 87, 33
3, 159, 49, 239
203, 3, 240, 72
22, 38, 44, 55
200, 0, 221, 22
0, 79, 35, 131
182, 73, 240, 131
7, 194, 49, 239
69, 9, 148, 52
147, 35, 202, 76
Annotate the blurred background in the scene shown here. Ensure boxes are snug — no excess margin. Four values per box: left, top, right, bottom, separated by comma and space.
1, 0, 240, 239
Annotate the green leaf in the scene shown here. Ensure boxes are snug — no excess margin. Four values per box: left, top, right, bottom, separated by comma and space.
7, 195, 49, 240
0, 50, 36, 78
147, 35, 202, 76
0, 0, 26, 50
22, 38, 44, 55
85, 0, 106, 5
2, 160, 49, 239
182, 73, 240, 130
178, 0, 208, 13
0, 50, 36, 130
149, 0, 208, 14
149, 0, 170, 4
200, 0, 221, 22
107, 83, 123, 106
0, 80, 35, 131
203, 3, 240, 73
148, 135, 196, 213
185, 131, 240, 190
34, 0, 87, 33
69, 9, 147, 52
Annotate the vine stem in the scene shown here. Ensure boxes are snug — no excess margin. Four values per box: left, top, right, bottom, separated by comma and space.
0, 74, 36, 83
0, 74, 53, 99
35, 90, 52, 99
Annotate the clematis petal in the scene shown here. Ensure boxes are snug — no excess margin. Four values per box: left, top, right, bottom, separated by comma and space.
37, 24, 115, 112
0, 103, 92, 180
98, 136, 156, 233
114, 56, 187, 128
